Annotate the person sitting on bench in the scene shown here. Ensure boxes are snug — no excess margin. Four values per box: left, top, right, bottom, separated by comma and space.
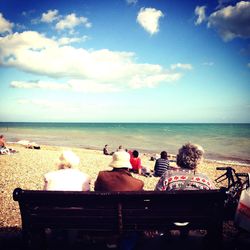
155, 143, 215, 238
95, 151, 144, 249
155, 143, 215, 191
95, 150, 144, 191
44, 150, 90, 191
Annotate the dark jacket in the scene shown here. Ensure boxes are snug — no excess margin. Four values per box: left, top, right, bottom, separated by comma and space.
94, 168, 144, 191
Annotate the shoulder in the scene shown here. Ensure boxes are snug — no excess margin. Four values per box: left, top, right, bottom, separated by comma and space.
44, 170, 59, 179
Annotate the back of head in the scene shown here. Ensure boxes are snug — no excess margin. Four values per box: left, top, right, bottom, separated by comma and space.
132, 150, 139, 158
176, 143, 204, 170
160, 151, 168, 159
58, 150, 80, 169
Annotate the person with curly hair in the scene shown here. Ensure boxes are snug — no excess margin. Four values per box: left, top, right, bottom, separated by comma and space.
155, 143, 215, 191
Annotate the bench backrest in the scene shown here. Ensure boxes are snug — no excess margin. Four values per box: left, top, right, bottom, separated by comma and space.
13, 188, 226, 234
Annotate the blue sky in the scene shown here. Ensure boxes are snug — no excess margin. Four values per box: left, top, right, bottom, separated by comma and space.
0, 0, 249, 123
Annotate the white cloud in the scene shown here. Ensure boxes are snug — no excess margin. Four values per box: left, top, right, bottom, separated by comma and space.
55, 13, 92, 31
68, 79, 121, 92
41, 9, 59, 23
126, 0, 137, 5
10, 80, 70, 90
247, 63, 250, 68
0, 31, 183, 91
208, 1, 250, 41
137, 8, 164, 35
171, 63, 193, 70
194, 6, 206, 25
128, 72, 181, 89
0, 13, 14, 34
56, 35, 89, 45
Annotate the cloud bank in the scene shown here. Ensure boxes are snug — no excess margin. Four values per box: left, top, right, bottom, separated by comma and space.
1, 31, 182, 92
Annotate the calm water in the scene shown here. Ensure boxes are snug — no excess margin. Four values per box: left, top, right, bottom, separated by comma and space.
0, 122, 250, 165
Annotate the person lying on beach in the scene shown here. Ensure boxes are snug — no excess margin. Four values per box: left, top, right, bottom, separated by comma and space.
153, 151, 170, 177
0, 135, 17, 154
44, 150, 90, 191
17, 140, 41, 149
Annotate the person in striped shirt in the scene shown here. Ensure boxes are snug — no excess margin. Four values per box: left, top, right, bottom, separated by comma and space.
153, 151, 170, 177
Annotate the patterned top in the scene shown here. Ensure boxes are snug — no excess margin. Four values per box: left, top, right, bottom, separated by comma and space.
155, 168, 215, 191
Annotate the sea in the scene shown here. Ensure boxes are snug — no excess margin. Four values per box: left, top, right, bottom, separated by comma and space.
0, 122, 250, 165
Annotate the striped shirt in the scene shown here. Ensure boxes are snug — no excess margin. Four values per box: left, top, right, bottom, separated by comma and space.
154, 158, 170, 177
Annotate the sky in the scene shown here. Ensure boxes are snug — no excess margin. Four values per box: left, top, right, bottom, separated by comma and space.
0, 0, 249, 123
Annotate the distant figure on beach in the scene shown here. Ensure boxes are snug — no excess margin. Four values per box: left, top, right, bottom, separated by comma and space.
44, 150, 90, 191
155, 143, 215, 191
153, 151, 170, 177
0, 135, 9, 154
103, 144, 113, 155
117, 145, 125, 152
95, 151, 144, 191
0, 135, 17, 154
17, 140, 41, 149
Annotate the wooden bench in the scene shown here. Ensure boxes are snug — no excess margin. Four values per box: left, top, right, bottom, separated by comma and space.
13, 188, 226, 249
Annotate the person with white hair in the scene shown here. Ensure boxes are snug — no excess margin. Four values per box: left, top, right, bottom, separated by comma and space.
44, 150, 90, 191
155, 143, 215, 191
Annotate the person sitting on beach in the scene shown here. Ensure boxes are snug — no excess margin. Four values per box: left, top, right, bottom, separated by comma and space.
117, 145, 125, 152
155, 143, 215, 191
95, 151, 144, 191
0, 134, 9, 154
130, 150, 142, 175
128, 149, 152, 177
0, 135, 17, 154
44, 150, 90, 191
103, 144, 113, 155
153, 151, 170, 177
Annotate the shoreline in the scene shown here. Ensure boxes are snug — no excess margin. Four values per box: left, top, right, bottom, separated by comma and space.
7, 141, 250, 167
2, 122, 249, 166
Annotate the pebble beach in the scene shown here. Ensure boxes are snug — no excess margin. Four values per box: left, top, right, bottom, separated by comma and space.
1, 143, 249, 230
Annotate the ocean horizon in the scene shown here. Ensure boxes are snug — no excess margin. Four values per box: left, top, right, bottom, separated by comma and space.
1, 122, 250, 165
